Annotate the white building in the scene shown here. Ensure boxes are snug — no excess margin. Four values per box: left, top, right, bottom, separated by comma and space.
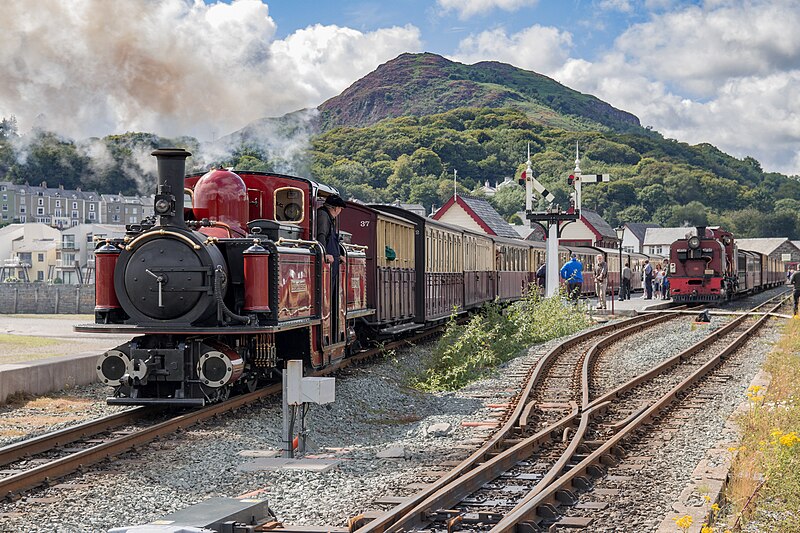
56, 223, 127, 284
642, 227, 696, 256
0, 223, 61, 282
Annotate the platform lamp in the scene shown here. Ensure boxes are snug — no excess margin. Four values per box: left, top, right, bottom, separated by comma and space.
615, 225, 625, 300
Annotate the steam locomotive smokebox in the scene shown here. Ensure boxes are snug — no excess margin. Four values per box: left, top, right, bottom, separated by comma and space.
247, 219, 302, 241
107, 497, 272, 533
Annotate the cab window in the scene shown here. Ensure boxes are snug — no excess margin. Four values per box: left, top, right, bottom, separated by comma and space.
275, 187, 304, 223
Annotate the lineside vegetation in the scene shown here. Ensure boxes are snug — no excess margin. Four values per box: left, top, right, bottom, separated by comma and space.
725, 317, 800, 531
411, 290, 590, 391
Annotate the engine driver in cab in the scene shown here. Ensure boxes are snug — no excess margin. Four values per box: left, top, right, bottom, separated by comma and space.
317, 194, 346, 268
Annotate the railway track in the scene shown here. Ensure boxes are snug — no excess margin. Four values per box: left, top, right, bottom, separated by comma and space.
332, 296, 786, 533
0, 325, 446, 501
336, 309, 686, 533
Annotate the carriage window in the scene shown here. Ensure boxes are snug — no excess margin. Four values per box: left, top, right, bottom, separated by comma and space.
275, 187, 304, 223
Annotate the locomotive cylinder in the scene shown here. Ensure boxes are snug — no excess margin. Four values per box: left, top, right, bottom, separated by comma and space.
95, 241, 121, 311
197, 342, 244, 388
152, 148, 192, 227
243, 242, 271, 312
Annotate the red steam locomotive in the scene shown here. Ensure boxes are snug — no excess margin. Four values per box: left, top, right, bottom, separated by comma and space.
80, 149, 371, 406
668, 226, 783, 302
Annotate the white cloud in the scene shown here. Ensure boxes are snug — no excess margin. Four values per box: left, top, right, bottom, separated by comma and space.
599, 0, 634, 13
613, 1, 800, 98
0, 0, 422, 141
452, 25, 573, 74
453, 1, 800, 175
437, 0, 539, 19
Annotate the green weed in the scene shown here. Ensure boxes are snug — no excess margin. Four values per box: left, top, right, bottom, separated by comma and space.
411, 289, 590, 391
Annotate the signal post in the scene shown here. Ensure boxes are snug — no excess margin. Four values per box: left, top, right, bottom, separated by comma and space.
520, 144, 609, 298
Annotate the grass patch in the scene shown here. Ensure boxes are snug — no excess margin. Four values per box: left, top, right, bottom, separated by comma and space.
725, 317, 800, 531
0, 334, 61, 348
411, 290, 590, 392
0, 314, 94, 320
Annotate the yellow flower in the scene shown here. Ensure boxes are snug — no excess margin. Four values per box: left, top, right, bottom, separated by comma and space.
727, 446, 738, 453
749, 385, 763, 394
779, 432, 800, 447
711, 503, 720, 513
701, 525, 714, 533
673, 515, 693, 530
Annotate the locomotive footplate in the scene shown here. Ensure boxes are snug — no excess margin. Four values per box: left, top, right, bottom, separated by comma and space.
74, 318, 321, 335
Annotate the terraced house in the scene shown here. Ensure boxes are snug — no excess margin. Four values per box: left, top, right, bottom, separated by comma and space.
0, 181, 102, 227
0, 182, 154, 227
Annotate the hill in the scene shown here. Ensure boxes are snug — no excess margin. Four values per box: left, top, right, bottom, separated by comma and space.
317, 53, 642, 133
2, 53, 799, 238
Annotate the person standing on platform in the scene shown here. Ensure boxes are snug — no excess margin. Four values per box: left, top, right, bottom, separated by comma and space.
654, 264, 664, 299
536, 263, 546, 290
560, 253, 584, 302
643, 259, 654, 299
594, 254, 608, 309
789, 269, 800, 316
620, 261, 632, 301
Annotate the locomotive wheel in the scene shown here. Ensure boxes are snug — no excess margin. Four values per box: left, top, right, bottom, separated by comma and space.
237, 377, 258, 394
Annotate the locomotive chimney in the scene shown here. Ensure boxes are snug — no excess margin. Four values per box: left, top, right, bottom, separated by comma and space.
151, 148, 191, 227
696, 226, 707, 239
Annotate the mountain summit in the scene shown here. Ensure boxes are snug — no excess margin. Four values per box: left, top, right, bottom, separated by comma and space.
318, 52, 641, 133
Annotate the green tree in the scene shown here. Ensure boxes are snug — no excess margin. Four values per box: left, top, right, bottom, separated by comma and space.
775, 198, 800, 213
727, 208, 763, 237
410, 147, 444, 177
757, 212, 799, 239
616, 205, 650, 224
489, 185, 525, 218
667, 201, 708, 226
387, 155, 415, 200
409, 176, 440, 212
636, 183, 670, 213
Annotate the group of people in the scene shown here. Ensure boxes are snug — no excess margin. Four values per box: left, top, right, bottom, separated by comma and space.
554, 254, 670, 308
642, 260, 670, 300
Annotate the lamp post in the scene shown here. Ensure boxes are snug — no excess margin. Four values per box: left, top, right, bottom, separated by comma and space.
615, 225, 625, 301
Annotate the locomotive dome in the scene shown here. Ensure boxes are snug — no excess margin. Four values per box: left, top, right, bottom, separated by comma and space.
193, 168, 249, 235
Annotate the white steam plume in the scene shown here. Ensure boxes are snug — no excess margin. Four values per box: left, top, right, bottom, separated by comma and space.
0, 0, 421, 142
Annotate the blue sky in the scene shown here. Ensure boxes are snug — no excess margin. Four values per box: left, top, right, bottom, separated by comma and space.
2, 0, 799, 176
266, 0, 656, 62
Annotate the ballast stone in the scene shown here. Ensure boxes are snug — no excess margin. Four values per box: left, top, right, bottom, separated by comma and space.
425, 422, 452, 437
377, 446, 407, 459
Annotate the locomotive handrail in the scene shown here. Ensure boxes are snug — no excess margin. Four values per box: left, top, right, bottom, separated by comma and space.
125, 229, 201, 251
276, 237, 319, 248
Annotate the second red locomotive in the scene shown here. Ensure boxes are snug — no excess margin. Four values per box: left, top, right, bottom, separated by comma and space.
668, 226, 783, 302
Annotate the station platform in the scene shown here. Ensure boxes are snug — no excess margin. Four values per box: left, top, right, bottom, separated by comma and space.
0, 314, 131, 403
580, 292, 675, 318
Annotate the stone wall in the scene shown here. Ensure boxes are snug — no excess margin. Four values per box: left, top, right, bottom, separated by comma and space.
0, 284, 95, 314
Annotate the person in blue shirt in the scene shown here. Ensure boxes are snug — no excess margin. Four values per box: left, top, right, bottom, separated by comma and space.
560, 253, 584, 301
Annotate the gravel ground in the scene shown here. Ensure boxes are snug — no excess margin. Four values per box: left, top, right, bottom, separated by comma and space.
0, 334, 562, 532
0, 288, 787, 532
